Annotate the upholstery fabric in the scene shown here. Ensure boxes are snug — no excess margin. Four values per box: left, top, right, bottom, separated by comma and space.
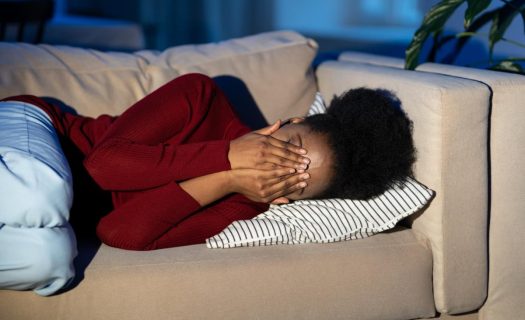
338, 51, 406, 68
0, 43, 153, 117
0, 31, 317, 123
417, 63, 525, 320
337, 51, 525, 317
141, 31, 318, 123
0, 228, 435, 320
315, 61, 490, 314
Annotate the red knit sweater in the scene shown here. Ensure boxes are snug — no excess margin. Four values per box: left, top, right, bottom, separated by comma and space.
3, 74, 268, 250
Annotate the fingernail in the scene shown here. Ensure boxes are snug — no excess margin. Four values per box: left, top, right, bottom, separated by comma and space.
301, 173, 310, 180
302, 158, 310, 164
289, 168, 296, 174
298, 164, 307, 170
299, 149, 307, 154
299, 182, 307, 188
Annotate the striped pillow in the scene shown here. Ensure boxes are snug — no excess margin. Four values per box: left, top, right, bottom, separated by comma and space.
206, 177, 434, 248
306, 92, 327, 116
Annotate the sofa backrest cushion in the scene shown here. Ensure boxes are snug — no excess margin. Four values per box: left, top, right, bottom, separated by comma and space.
141, 31, 318, 124
0, 42, 152, 117
338, 51, 405, 68
0, 31, 318, 124
315, 61, 490, 314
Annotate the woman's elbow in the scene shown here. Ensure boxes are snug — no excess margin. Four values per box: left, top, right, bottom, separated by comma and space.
96, 217, 153, 251
83, 158, 112, 190
83, 141, 121, 190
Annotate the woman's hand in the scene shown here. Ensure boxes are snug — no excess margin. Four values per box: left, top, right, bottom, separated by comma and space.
228, 120, 310, 171
227, 167, 309, 204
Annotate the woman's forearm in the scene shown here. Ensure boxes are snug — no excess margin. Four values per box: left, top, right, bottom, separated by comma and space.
179, 171, 233, 207
84, 138, 232, 191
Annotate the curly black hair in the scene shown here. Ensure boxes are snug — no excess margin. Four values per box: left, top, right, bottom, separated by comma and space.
303, 87, 416, 200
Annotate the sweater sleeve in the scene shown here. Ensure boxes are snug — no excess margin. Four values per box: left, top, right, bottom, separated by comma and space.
97, 191, 267, 250
96, 181, 201, 250
83, 137, 232, 191
143, 194, 268, 250
81, 74, 251, 191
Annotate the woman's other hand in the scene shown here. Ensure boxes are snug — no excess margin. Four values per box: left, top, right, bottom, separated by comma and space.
227, 167, 309, 204
228, 120, 310, 171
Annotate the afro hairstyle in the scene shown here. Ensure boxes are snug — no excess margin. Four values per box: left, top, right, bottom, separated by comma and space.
303, 87, 416, 200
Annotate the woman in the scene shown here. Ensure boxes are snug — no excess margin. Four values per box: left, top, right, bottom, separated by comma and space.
2, 73, 416, 250
0, 73, 415, 293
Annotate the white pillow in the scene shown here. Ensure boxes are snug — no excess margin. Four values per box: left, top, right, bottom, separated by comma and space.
0, 101, 73, 228
306, 91, 327, 116
206, 177, 434, 248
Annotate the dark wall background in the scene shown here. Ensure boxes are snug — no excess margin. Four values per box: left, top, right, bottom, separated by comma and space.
46, 0, 523, 66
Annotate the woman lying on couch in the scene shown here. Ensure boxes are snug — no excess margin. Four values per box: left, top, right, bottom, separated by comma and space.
0, 73, 415, 295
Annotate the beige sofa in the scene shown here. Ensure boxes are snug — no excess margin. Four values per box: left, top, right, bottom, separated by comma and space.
0, 30, 520, 320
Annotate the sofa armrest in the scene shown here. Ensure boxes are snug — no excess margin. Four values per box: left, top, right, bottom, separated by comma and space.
416, 63, 525, 320
336, 52, 525, 319
316, 61, 490, 314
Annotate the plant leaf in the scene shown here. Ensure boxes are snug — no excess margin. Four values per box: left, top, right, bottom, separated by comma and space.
428, 33, 456, 62
489, 0, 525, 55
521, 6, 525, 33
405, 0, 465, 70
427, 30, 444, 62
465, 0, 492, 28
442, 8, 499, 63
489, 60, 524, 74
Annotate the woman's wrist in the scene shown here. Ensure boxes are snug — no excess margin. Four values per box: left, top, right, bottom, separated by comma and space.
223, 170, 237, 194
180, 171, 235, 207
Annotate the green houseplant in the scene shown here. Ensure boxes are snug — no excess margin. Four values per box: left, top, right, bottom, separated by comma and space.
405, 0, 525, 74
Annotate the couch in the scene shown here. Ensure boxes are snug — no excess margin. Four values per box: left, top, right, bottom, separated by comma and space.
0, 30, 522, 320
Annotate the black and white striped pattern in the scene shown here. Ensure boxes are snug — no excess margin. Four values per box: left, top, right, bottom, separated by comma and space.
206, 177, 434, 248
306, 92, 327, 116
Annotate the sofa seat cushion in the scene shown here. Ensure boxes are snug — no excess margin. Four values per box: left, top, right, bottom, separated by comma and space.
0, 228, 435, 320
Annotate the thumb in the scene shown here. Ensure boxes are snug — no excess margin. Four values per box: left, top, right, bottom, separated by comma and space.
271, 197, 290, 205
255, 120, 281, 135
